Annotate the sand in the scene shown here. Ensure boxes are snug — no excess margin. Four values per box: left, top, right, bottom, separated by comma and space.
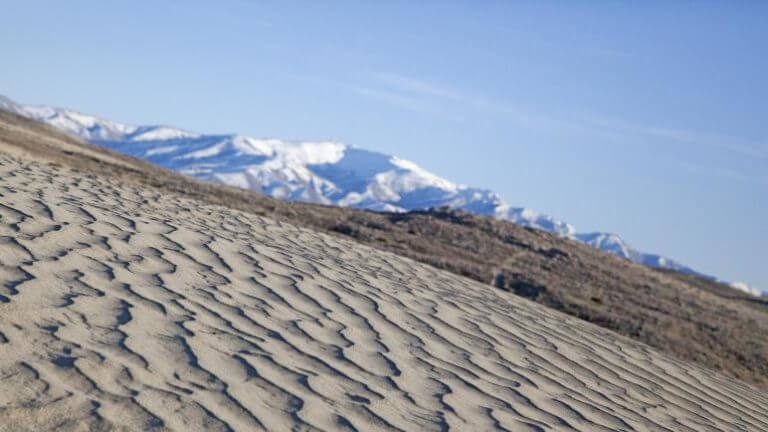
0, 152, 766, 431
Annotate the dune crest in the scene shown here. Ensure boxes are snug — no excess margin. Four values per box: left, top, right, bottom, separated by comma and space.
0, 153, 766, 431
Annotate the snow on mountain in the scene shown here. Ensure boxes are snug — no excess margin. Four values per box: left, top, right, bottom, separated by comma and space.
4, 95, 758, 292
576, 232, 641, 261
730, 282, 764, 297
0, 95, 25, 115
576, 232, 706, 277
499, 206, 575, 237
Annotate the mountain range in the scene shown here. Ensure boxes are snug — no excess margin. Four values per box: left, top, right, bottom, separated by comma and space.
0, 94, 762, 295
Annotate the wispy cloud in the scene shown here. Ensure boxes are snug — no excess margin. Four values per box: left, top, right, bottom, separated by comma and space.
354, 71, 768, 177
350, 72, 464, 118
360, 71, 580, 131
679, 161, 768, 186
372, 72, 463, 101
580, 114, 768, 160
352, 87, 429, 112
641, 127, 768, 160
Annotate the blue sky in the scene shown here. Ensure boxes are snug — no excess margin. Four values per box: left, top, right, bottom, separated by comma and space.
2, 1, 766, 291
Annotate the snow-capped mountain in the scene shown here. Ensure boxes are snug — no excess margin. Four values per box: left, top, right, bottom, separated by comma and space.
575, 232, 703, 276
0, 96, 575, 235
1, 95, 762, 295
729, 282, 764, 297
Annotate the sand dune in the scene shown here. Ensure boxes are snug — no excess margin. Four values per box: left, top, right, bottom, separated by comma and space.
0, 152, 766, 431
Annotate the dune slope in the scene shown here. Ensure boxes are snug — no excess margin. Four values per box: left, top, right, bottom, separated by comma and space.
0, 110, 768, 390
1, 150, 768, 431
3, 109, 768, 392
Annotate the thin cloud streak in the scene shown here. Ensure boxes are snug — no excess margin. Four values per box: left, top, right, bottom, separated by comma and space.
353, 87, 429, 112
372, 72, 463, 101
679, 161, 768, 186
643, 127, 768, 160
581, 115, 768, 160
360, 72, 768, 168
366, 71, 589, 133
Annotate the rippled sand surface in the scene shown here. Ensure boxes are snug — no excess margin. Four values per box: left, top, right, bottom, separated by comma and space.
0, 154, 766, 431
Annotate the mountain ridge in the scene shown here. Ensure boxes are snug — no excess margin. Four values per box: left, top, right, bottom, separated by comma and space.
0, 94, 761, 295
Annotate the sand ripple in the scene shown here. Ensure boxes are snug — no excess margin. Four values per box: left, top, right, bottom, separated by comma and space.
0, 154, 766, 431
